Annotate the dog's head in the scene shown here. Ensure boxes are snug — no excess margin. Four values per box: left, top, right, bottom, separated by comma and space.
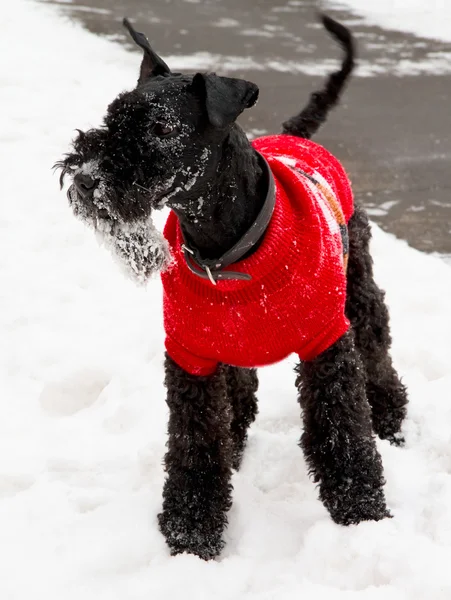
56, 19, 258, 283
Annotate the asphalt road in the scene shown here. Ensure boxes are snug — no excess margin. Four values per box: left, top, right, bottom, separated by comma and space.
42, 0, 451, 254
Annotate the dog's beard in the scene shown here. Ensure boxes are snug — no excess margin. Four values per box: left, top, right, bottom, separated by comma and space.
97, 217, 172, 285
67, 184, 172, 285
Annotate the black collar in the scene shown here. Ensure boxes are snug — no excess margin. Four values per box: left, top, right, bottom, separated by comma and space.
180, 152, 276, 285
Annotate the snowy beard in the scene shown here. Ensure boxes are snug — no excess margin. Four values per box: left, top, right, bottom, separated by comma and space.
95, 217, 172, 285
67, 184, 172, 285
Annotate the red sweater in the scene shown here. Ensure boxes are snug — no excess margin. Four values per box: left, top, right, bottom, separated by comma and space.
161, 135, 354, 376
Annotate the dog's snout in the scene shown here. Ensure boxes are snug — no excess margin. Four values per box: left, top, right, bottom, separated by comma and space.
74, 173, 98, 198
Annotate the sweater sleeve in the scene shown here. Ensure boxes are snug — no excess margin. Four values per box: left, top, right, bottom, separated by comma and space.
165, 334, 219, 376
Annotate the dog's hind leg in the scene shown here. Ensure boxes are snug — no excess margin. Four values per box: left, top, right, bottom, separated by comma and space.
158, 355, 233, 560
225, 366, 259, 470
345, 205, 408, 445
296, 331, 390, 525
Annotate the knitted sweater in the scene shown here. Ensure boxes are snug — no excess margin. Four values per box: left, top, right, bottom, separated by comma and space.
161, 134, 354, 376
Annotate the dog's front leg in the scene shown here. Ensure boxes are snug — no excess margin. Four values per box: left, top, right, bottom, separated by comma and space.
158, 354, 233, 560
296, 330, 390, 525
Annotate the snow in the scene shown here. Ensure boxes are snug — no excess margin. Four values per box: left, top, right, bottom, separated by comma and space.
331, 0, 451, 43
167, 52, 451, 77
2, 0, 451, 598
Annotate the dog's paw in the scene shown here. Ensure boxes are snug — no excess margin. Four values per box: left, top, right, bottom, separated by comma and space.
383, 431, 405, 447
158, 510, 224, 560
330, 503, 392, 526
374, 411, 406, 447
324, 485, 391, 526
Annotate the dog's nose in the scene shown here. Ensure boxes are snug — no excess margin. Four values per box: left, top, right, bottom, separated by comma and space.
73, 173, 98, 198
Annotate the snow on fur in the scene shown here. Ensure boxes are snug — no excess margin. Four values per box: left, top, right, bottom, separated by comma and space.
1, 1, 451, 599
96, 216, 172, 284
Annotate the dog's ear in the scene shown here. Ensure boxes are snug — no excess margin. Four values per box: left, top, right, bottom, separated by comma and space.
123, 18, 171, 84
192, 73, 259, 129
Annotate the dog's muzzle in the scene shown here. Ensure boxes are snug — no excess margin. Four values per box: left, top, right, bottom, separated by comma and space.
67, 182, 105, 224
73, 172, 98, 199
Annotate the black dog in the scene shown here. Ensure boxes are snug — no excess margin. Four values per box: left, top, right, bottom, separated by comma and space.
57, 15, 408, 560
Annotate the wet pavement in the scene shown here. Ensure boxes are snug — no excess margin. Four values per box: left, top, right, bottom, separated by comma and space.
42, 0, 451, 254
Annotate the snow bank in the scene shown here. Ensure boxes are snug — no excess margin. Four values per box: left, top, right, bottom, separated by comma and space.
331, 0, 451, 43
2, 1, 451, 598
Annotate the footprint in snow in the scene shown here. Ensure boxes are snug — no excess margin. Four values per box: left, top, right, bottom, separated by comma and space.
39, 369, 110, 416
0, 474, 35, 499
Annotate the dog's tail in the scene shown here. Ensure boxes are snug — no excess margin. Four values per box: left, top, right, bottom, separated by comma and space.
282, 14, 355, 139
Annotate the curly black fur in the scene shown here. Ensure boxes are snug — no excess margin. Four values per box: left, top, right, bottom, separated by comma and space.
345, 206, 408, 444
158, 358, 259, 559
295, 330, 390, 525
158, 355, 234, 560
282, 15, 355, 139
225, 366, 259, 470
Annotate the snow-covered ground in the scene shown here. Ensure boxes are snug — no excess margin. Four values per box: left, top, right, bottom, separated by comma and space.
2, 0, 451, 598
332, 0, 451, 43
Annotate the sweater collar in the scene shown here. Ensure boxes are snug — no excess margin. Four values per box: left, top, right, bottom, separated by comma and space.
180, 152, 276, 285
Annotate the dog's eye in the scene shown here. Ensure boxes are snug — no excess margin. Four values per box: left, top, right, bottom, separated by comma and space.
152, 122, 178, 137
